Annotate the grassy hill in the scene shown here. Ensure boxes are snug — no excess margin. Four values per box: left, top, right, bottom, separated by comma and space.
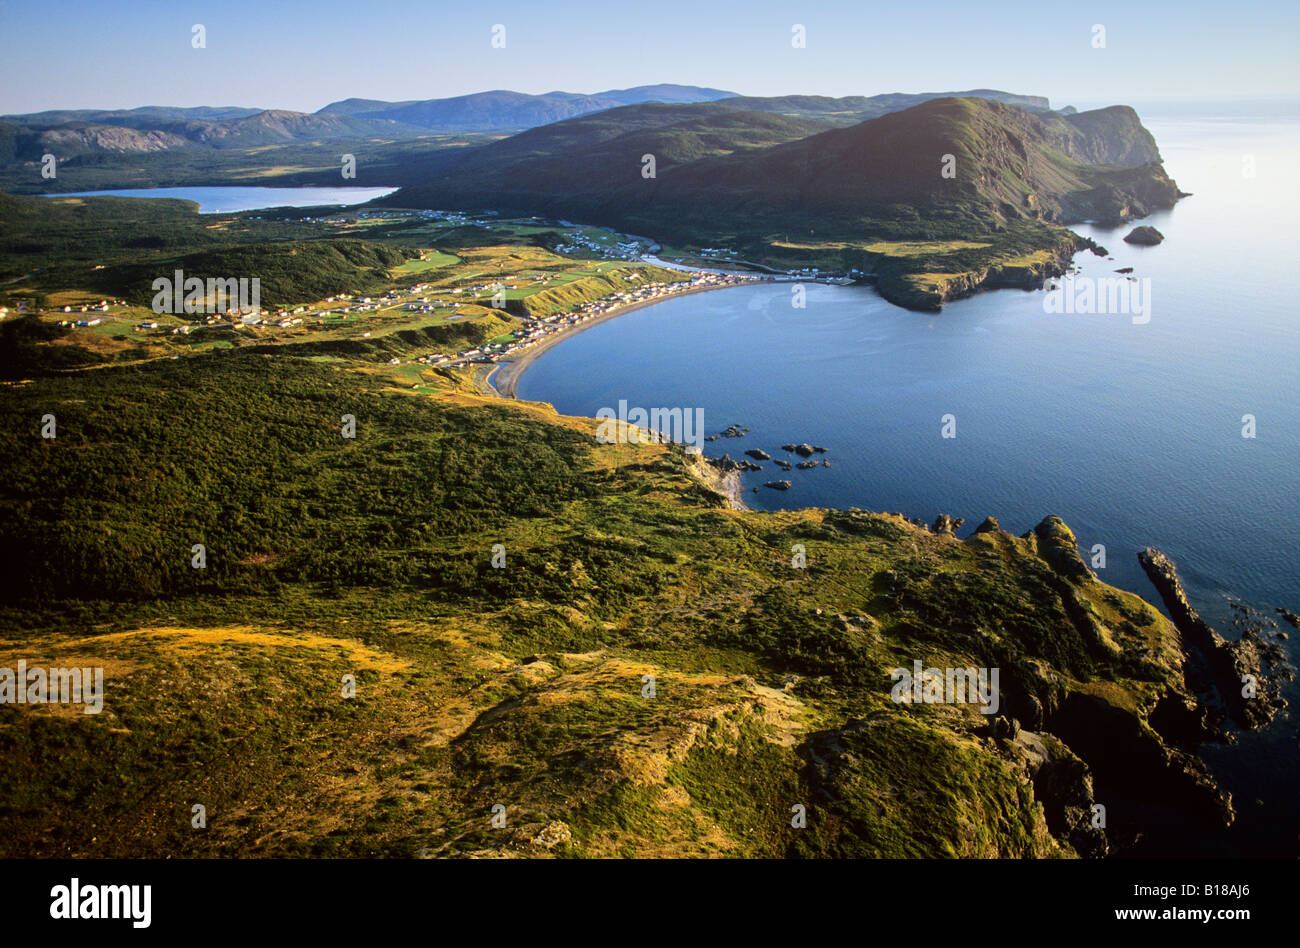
383, 96, 1180, 308
0, 345, 1235, 858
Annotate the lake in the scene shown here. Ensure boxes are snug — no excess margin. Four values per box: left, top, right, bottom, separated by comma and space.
515, 106, 1300, 854
44, 185, 397, 213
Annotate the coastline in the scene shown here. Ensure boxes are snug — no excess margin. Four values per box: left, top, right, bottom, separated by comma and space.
686, 452, 749, 512
487, 280, 770, 399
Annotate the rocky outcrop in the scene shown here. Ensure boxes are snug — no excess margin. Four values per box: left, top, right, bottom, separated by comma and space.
999, 727, 1108, 858
874, 232, 1083, 311
1138, 548, 1288, 730
744, 449, 770, 460
932, 513, 965, 535
1124, 225, 1164, 245
763, 480, 792, 490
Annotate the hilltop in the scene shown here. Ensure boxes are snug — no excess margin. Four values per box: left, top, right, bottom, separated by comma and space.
384, 96, 1182, 308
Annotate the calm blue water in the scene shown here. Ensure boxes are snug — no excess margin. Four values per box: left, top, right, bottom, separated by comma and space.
519, 111, 1300, 630
517, 109, 1300, 851
43, 185, 397, 213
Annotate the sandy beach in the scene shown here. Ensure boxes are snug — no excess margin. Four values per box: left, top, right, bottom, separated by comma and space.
488, 280, 769, 398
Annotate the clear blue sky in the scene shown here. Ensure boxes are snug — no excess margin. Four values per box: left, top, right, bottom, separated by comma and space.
1, 0, 1296, 114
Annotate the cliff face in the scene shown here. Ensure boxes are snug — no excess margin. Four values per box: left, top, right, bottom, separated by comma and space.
870, 229, 1087, 311
1057, 106, 1163, 167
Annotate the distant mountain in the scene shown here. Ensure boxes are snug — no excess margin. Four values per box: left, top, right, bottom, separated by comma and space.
316, 85, 737, 132
0, 105, 264, 125
0, 108, 422, 161
634, 98, 1173, 229
0, 88, 1055, 160
387, 95, 1173, 227
0, 85, 739, 160
154, 109, 416, 148
712, 89, 1054, 124
381, 95, 1181, 308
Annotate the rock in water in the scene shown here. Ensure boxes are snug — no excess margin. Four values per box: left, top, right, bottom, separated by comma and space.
1123, 225, 1164, 245
744, 449, 771, 460
763, 480, 792, 490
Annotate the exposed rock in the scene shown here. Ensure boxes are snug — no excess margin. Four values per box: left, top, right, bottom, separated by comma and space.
821, 459, 830, 467
793, 443, 815, 457
974, 516, 1001, 534
774, 459, 792, 470
1276, 607, 1300, 629
990, 715, 1021, 741
707, 453, 761, 474
763, 480, 792, 490
1139, 548, 1288, 730
1114, 266, 1134, 274
1123, 225, 1164, 245
1004, 730, 1108, 858
719, 425, 749, 438
796, 460, 818, 470
530, 820, 571, 849
744, 449, 771, 461
932, 513, 965, 535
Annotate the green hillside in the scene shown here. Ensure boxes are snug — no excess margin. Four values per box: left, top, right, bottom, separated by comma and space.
0, 347, 1233, 858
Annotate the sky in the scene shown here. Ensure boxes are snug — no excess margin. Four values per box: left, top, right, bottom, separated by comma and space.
0, 0, 1297, 114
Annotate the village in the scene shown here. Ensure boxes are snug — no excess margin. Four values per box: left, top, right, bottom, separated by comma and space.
4, 209, 856, 377
435, 269, 766, 370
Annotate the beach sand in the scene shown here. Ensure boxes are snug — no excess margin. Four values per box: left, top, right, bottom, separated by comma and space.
488, 280, 768, 398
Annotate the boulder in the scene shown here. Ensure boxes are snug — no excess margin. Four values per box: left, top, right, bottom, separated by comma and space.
763, 480, 792, 490
744, 449, 771, 460
932, 513, 965, 535
1123, 225, 1164, 245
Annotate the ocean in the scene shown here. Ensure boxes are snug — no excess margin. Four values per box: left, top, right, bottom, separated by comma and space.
515, 103, 1300, 854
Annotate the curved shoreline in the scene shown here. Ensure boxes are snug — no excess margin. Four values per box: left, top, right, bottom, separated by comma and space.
488, 280, 770, 399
